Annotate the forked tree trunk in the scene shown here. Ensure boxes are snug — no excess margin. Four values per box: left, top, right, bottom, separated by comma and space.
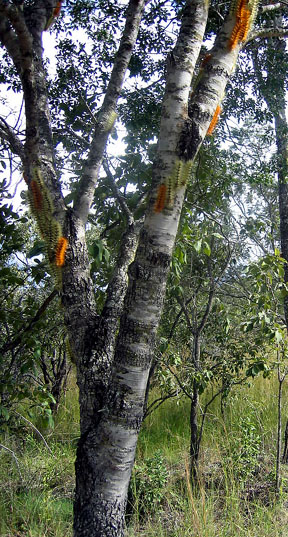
73, 3, 261, 532
73, 3, 212, 533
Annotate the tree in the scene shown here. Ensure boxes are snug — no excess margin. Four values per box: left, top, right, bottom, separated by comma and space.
0, 1, 287, 536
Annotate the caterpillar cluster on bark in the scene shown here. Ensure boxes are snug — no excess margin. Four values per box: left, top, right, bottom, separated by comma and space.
207, 105, 222, 136
154, 184, 167, 213
27, 166, 68, 282
229, 0, 259, 50
103, 111, 118, 132
153, 160, 193, 213
45, 1, 62, 31
55, 237, 68, 267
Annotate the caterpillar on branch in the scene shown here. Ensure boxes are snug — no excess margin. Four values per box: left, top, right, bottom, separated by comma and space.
228, 0, 253, 50
153, 159, 193, 213
30, 180, 43, 212
207, 105, 221, 136
154, 184, 167, 213
104, 111, 118, 132
26, 165, 67, 286
45, 1, 62, 31
55, 237, 68, 267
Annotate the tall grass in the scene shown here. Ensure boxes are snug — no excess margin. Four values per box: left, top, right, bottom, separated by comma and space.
1, 373, 288, 536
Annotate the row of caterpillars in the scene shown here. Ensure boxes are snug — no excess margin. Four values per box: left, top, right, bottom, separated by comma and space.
198, 0, 259, 136
154, 160, 193, 213
229, 0, 259, 50
25, 168, 68, 282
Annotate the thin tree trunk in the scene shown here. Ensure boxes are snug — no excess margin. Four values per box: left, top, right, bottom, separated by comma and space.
276, 364, 284, 493
282, 419, 288, 463
253, 29, 288, 325
190, 335, 201, 483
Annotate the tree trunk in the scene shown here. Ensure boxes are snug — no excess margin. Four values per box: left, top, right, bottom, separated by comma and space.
282, 419, 288, 463
74, 2, 212, 533
190, 334, 201, 482
276, 365, 284, 493
253, 29, 288, 324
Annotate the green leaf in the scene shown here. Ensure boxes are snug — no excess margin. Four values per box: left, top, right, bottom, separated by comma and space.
274, 330, 283, 344
193, 239, 202, 253
246, 361, 266, 378
203, 241, 211, 257
0, 406, 9, 420
64, 192, 76, 205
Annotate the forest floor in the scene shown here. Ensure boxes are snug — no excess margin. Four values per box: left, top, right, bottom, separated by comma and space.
1, 375, 288, 536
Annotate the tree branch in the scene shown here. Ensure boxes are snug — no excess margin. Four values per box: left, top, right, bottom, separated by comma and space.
13, 411, 53, 454
103, 160, 134, 225
0, 116, 25, 159
73, 0, 146, 224
0, 6, 22, 74
0, 1, 65, 214
261, 2, 287, 12
168, 297, 193, 340
144, 390, 178, 419
164, 361, 193, 400
247, 27, 288, 43
97, 218, 142, 361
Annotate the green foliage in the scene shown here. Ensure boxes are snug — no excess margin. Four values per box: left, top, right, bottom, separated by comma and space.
128, 450, 168, 521
224, 415, 262, 484
242, 251, 287, 346
88, 238, 110, 268
2, 376, 287, 537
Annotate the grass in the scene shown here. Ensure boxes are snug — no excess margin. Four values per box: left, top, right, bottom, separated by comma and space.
1, 373, 288, 536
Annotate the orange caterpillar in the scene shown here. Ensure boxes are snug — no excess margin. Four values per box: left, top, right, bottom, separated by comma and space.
45, 1, 62, 30
55, 237, 68, 267
229, 9, 251, 49
207, 105, 221, 136
229, 0, 251, 50
154, 184, 167, 213
30, 180, 43, 211
53, 0, 62, 18
238, 8, 251, 41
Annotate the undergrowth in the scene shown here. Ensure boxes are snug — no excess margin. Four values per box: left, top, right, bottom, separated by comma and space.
1, 375, 288, 536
